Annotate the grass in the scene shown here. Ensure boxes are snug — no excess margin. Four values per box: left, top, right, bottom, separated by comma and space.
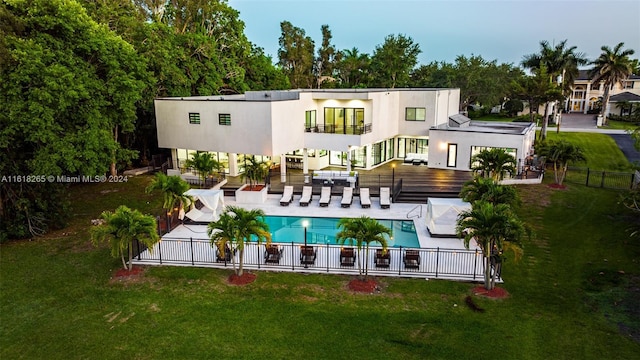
2, 143, 640, 359
544, 132, 635, 172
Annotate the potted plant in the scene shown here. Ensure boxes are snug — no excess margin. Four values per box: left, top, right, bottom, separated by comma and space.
236, 157, 269, 203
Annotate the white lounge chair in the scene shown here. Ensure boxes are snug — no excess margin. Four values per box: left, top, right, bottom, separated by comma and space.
299, 186, 313, 206
319, 186, 332, 207
341, 187, 353, 208
359, 188, 371, 208
380, 187, 391, 209
280, 186, 294, 206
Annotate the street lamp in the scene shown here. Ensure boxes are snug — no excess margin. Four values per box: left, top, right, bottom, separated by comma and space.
302, 220, 309, 268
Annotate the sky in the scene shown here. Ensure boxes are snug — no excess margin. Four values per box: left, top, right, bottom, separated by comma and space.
228, 0, 640, 68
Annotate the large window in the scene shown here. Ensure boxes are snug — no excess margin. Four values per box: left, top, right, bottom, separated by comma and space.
305, 110, 317, 131
469, 146, 516, 169
405, 107, 426, 121
323, 107, 365, 134
447, 144, 457, 167
329, 147, 366, 167
189, 113, 200, 124
372, 139, 394, 166
398, 137, 428, 157
219, 114, 231, 125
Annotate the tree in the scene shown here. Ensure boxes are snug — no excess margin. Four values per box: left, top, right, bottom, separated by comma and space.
91, 205, 160, 270
456, 201, 525, 290
183, 152, 223, 186
207, 206, 270, 276
589, 42, 636, 124
510, 65, 562, 126
470, 148, 517, 181
241, 157, 269, 190
336, 216, 391, 281
278, 20, 315, 88
620, 189, 640, 239
460, 177, 520, 208
522, 40, 586, 138
538, 140, 586, 185
315, 24, 338, 88
145, 173, 193, 215
370, 34, 421, 88
335, 47, 371, 88
243, 45, 290, 90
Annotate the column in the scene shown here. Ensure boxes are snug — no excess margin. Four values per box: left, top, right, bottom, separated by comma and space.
346, 148, 352, 172
584, 83, 591, 114
228, 153, 239, 177
280, 154, 287, 183
302, 149, 309, 183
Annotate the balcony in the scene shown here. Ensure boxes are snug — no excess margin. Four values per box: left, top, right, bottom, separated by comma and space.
305, 123, 372, 135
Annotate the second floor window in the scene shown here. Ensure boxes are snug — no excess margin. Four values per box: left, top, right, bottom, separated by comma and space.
219, 114, 231, 125
189, 113, 200, 124
406, 107, 426, 121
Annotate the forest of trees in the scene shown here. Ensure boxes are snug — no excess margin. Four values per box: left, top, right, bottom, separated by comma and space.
0, 0, 637, 239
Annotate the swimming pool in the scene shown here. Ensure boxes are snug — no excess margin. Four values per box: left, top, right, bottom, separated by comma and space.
259, 216, 420, 248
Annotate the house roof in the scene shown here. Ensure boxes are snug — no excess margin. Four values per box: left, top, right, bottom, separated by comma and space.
609, 92, 640, 102
431, 120, 535, 135
577, 69, 640, 81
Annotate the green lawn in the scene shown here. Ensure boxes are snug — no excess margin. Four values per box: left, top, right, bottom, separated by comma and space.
2, 140, 640, 359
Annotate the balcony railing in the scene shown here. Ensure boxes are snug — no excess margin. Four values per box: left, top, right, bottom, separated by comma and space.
305, 123, 372, 135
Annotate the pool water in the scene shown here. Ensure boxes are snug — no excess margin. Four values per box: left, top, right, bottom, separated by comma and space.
257, 216, 420, 248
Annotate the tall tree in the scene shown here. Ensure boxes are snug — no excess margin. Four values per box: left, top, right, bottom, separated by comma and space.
91, 205, 160, 270
315, 24, 338, 88
370, 34, 421, 88
278, 21, 315, 88
145, 173, 193, 215
456, 201, 525, 290
207, 206, 270, 276
537, 140, 586, 185
336, 216, 391, 281
335, 47, 371, 88
589, 42, 636, 124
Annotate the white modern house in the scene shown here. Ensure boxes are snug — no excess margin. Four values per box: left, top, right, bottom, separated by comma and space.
155, 88, 536, 179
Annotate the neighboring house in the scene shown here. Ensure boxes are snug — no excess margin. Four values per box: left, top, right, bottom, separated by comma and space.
154, 88, 535, 178
566, 69, 640, 115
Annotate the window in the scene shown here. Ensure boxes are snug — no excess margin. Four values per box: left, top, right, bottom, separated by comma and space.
323, 107, 366, 134
305, 110, 316, 131
219, 114, 231, 125
189, 113, 200, 124
624, 81, 635, 89
405, 107, 426, 121
447, 144, 457, 167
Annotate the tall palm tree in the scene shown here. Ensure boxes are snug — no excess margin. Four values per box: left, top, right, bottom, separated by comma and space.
91, 205, 160, 270
336, 47, 371, 88
470, 148, 517, 181
539, 140, 586, 185
145, 173, 192, 215
183, 152, 223, 187
336, 216, 391, 281
459, 177, 520, 208
207, 206, 270, 276
589, 42, 636, 124
456, 201, 525, 290
522, 40, 587, 138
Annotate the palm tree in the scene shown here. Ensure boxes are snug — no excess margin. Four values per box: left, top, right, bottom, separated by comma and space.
589, 42, 636, 124
459, 177, 520, 208
336, 216, 391, 281
145, 173, 192, 215
522, 40, 587, 139
241, 156, 269, 190
456, 201, 525, 290
538, 140, 586, 185
91, 205, 160, 270
207, 206, 270, 276
470, 148, 517, 181
183, 152, 223, 187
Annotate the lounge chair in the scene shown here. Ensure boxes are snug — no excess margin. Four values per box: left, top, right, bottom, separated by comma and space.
374, 249, 390, 268
299, 186, 313, 206
359, 188, 371, 208
403, 249, 420, 269
280, 185, 294, 206
300, 245, 317, 265
319, 186, 332, 207
216, 244, 237, 263
341, 187, 353, 208
380, 187, 391, 209
264, 244, 283, 264
340, 247, 355, 267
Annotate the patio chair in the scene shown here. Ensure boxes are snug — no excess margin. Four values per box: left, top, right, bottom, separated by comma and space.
319, 186, 332, 207
374, 249, 391, 268
379, 187, 391, 209
300, 245, 317, 265
359, 188, 371, 208
264, 244, 283, 264
341, 187, 353, 208
340, 247, 356, 267
299, 186, 313, 206
403, 249, 420, 269
216, 244, 237, 263
280, 185, 294, 206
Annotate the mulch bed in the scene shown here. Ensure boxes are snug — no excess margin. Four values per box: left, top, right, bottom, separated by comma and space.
241, 185, 265, 191
471, 286, 510, 299
228, 272, 257, 285
548, 183, 567, 190
114, 266, 145, 278
348, 279, 379, 293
